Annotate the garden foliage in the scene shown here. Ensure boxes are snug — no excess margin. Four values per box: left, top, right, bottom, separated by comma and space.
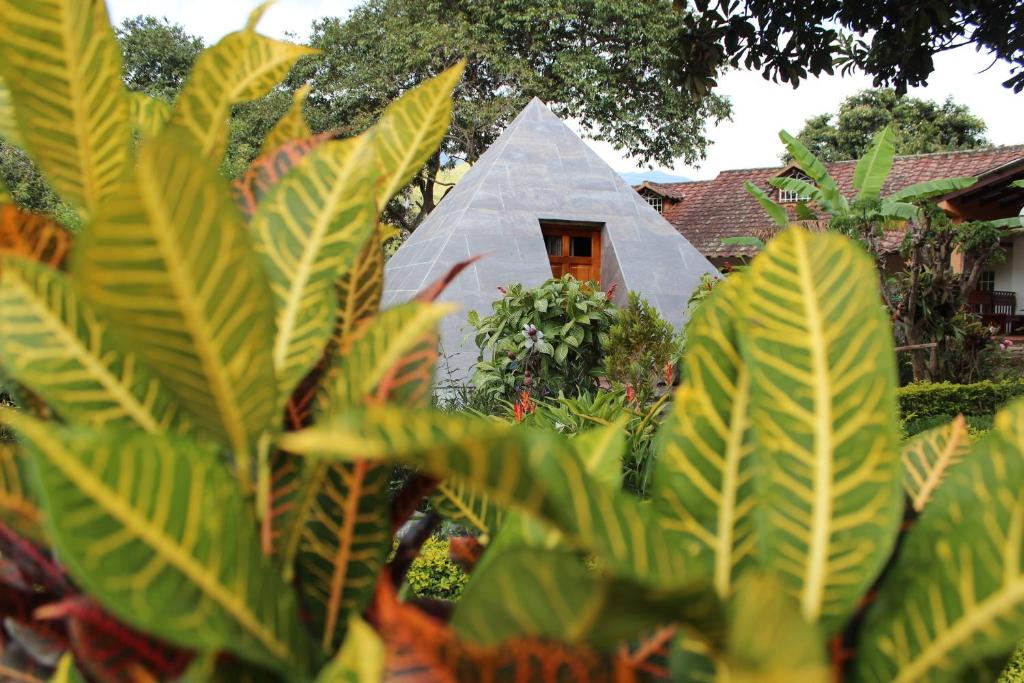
468, 276, 616, 401
603, 292, 678, 402
898, 378, 1024, 421
0, 2, 1022, 681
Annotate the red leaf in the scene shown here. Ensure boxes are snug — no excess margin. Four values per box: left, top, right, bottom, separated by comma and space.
37, 598, 192, 683
414, 256, 484, 304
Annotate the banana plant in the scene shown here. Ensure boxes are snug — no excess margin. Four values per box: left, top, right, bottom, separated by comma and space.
746, 126, 980, 230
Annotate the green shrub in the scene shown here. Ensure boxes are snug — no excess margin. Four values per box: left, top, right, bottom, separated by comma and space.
901, 412, 994, 439
405, 536, 468, 600
515, 388, 665, 496
897, 379, 1024, 420
999, 642, 1024, 682
603, 292, 677, 402
467, 276, 616, 400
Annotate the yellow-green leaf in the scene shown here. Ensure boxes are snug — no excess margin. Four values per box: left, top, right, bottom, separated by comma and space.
744, 227, 902, 633
260, 84, 312, 157
718, 572, 830, 683
854, 399, 1024, 683
653, 273, 755, 599
0, 74, 25, 148
573, 417, 628, 490
279, 303, 450, 650
324, 302, 455, 411
6, 412, 318, 676
0, 255, 188, 433
315, 615, 385, 683
73, 130, 278, 476
331, 225, 385, 358
369, 63, 464, 206
250, 137, 380, 405
0, 0, 131, 217
168, 27, 315, 163
128, 92, 171, 139
0, 441, 40, 540
452, 547, 721, 649
50, 654, 87, 683
431, 477, 504, 537
0, 176, 11, 204
295, 459, 391, 652
281, 407, 699, 589
901, 415, 971, 513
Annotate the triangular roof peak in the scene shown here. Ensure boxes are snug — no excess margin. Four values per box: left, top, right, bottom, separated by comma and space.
383, 97, 717, 381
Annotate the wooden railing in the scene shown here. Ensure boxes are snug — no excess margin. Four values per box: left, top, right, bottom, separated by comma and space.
968, 289, 1021, 334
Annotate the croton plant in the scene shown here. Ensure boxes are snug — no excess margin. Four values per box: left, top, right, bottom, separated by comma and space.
0, 2, 1021, 682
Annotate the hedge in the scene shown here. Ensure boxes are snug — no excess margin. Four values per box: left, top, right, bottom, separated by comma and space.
406, 536, 468, 600
897, 379, 1024, 421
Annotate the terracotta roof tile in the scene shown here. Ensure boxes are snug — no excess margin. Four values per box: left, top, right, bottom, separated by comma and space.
659, 145, 1024, 258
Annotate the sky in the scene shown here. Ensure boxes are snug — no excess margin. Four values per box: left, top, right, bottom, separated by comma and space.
108, 0, 1023, 180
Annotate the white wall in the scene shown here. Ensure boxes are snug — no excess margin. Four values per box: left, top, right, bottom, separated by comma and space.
992, 241, 1016, 293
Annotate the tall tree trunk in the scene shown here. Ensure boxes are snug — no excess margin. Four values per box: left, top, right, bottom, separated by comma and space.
904, 215, 928, 382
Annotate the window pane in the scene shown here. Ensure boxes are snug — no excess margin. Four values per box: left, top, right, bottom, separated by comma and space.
570, 236, 592, 257
544, 235, 562, 256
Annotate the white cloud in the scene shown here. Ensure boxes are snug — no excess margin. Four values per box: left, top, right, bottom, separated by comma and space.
106, 0, 359, 43
595, 47, 1022, 180
107, 2, 1022, 180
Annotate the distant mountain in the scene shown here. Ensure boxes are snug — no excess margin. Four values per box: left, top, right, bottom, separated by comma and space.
618, 170, 691, 185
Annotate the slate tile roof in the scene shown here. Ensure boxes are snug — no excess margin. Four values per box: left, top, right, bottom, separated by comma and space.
654, 145, 1024, 259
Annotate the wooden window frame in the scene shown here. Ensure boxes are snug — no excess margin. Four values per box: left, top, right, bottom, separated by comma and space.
539, 220, 603, 285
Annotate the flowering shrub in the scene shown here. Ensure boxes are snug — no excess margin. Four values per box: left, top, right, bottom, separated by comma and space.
467, 276, 616, 401
603, 292, 679, 402
405, 536, 469, 600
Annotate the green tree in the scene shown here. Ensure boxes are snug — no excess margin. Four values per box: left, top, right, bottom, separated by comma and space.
116, 16, 205, 100
0, 15, 205, 225
669, 1, 1024, 96
297, 0, 731, 229
792, 89, 989, 162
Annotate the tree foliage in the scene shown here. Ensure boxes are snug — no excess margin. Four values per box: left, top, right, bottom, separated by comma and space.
793, 89, 989, 162
669, 0, 1024, 96
116, 15, 205, 101
297, 0, 731, 229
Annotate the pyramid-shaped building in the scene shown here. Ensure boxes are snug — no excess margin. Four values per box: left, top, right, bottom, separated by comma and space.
383, 98, 717, 382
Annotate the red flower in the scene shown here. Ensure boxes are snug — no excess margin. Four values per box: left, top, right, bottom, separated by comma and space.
605, 281, 618, 299
625, 385, 636, 403
664, 363, 674, 386
497, 286, 507, 294
514, 402, 524, 423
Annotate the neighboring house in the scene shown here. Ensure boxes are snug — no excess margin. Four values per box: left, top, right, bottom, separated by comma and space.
639, 146, 1024, 332
383, 99, 717, 383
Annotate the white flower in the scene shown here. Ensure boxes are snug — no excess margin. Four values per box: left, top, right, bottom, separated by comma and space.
523, 323, 543, 348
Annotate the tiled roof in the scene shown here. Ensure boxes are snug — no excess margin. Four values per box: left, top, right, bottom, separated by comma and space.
637, 181, 687, 200
660, 145, 1024, 259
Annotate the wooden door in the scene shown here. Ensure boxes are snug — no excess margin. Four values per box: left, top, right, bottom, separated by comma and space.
540, 222, 601, 285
